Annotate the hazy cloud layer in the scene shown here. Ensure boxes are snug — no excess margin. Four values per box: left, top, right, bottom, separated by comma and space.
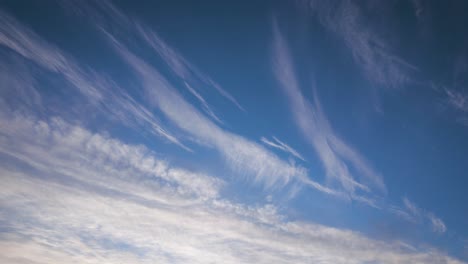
272, 18, 385, 198
0, 10, 190, 151
304, 0, 416, 90
0, 1, 463, 262
261, 136, 306, 162
0, 112, 462, 264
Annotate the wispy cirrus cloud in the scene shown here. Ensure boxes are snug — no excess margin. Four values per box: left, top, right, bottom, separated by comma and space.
305, 0, 416, 90
390, 197, 447, 234
445, 88, 468, 114
0, 112, 220, 200
61, 1, 341, 194
428, 213, 447, 234
0, 3, 462, 262
261, 136, 306, 162
135, 24, 246, 113
0, 10, 190, 151
64, 0, 245, 114
184, 81, 224, 125
111, 38, 312, 191
271, 18, 386, 198
0, 111, 462, 264
0, 2, 335, 196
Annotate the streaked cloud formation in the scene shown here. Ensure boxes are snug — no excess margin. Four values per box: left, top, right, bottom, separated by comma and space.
402, 197, 447, 234
0, 112, 462, 264
0, 9, 190, 151
261, 136, 306, 162
305, 0, 416, 90
0, 0, 465, 262
272, 18, 385, 198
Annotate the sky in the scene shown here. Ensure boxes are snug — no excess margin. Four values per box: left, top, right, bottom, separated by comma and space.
0, 0, 468, 263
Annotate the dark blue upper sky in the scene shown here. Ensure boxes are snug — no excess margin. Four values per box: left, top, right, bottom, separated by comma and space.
0, 0, 467, 263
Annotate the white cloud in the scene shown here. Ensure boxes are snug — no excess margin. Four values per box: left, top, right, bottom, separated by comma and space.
64, 0, 244, 113
135, 24, 246, 112
428, 213, 447, 234
106, 33, 334, 193
0, 4, 458, 262
392, 197, 447, 234
0, 2, 337, 200
305, 0, 416, 90
45, 2, 329, 193
184, 81, 224, 124
0, 113, 463, 264
403, 197, 422, 219
446, 88, 468, 113
271, 18, 386, 197
0, 112, 220, 200
0, 10, 190, 151
261, 136, 306, 162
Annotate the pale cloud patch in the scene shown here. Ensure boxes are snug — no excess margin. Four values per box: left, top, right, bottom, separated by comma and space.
305, 0, 416, 90
64, 0, 245, 113
261, 136, 306, 162
0, 10, 190, 151
135, 24, 246, 112
446, 88, 468, 113
392, 197, 447, 234
403, 197, 422, 220
0, 112, 220, 200
271, 18, 386, 197
108, 34, 333, 193
184, 81, 224, 125
428, 213, 447, 234
0, 112, 463, 264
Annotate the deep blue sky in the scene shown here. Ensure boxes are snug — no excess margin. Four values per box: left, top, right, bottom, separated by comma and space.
1, 0, 468, 263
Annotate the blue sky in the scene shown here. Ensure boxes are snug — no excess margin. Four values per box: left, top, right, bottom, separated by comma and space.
0, 0, 467, 263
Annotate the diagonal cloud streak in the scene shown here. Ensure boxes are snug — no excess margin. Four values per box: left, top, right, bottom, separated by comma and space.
0, 111, 462, 264
111, 37, 311, 190
305, 0, 417, 90
271, 18, 386, 197
0, 10, 191, 151
261, 136, 306, 162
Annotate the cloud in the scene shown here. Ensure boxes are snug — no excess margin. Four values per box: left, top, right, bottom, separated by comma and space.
54, 2, 323, 193
411, 0, 425, 20
403, 197, 422, 220
271, 18, 386, 197
0, 3, 458, 261
135, 24, 246, 113
0, 10, 191, 151
0, 112, 220, 200
261, 136, 306, 162
63, 0, 245, 113
0, 1, 338, 203
428, 213, 447, 234
0, 112, 463, 264
439, 50, 468, 125
111, 38, 312, 190
184, 81, 224, 124
445, 87, 468, 125
392, 197, 447, 234
445, 89, 468, 113
305, 0, 416, 90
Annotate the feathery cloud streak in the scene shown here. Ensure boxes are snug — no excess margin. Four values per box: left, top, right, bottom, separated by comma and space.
65, 0, 245, 113
403, 197, 446, 234
0, 112, 462, 264
111, 38, 310, 190
261, 136, 306, 162
306, 0, 416, 90
64, 0, 339, 193
0, 10, 190, 151
271, 19, 386, 197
